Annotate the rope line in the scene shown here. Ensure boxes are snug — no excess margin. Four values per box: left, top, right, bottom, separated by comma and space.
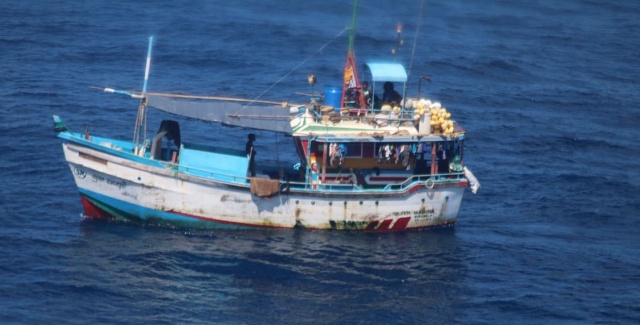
238, 27, 349, 113
407, 0, 427, 83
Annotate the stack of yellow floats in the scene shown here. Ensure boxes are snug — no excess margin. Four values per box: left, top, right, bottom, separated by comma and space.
410, 99, 455, 136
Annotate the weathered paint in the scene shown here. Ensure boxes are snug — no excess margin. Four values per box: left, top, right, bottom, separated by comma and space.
61, 134, 466, 231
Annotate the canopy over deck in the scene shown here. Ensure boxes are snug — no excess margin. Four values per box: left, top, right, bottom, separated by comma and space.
363, 63, 408, 83
147, 95, 294, 134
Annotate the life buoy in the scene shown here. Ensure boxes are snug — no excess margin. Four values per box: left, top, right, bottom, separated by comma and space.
424, 178, 435, 189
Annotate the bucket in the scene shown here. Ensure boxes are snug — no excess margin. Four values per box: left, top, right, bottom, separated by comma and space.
419, 112, 431, 135
324, 87, 341, 113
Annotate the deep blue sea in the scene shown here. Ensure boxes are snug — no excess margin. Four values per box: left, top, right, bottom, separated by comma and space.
1, 0, 639, 324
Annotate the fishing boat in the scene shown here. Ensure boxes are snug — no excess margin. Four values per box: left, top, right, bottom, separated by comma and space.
53, 4, 480, 231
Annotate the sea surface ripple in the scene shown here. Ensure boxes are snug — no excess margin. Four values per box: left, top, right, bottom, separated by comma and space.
1, 0, 639, 324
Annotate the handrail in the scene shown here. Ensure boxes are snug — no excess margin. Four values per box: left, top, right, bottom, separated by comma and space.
172, 163, 251, 184
67, 132, 466, 195
171, 160, 464, 194
313, 111, 415, 123
382, 172, 465, 191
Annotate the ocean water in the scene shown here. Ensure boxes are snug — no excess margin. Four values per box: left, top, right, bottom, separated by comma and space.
1, 0, 639, 324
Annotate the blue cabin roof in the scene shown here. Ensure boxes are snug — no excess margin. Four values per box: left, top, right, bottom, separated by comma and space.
363, 63, 408, 83
178, 142, 249, 183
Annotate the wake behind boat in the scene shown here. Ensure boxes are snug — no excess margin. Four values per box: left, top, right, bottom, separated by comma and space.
53, 3, 479, 231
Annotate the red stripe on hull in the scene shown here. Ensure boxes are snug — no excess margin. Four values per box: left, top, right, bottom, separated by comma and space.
365, 220, 379, 230
376, 219, 393, 230
78, 196, 456, 231
168, 209, 291, 230
391, 217, 411, 230
80, 196, 113, 219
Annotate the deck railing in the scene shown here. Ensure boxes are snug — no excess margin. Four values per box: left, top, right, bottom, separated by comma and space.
170, 161, 464, 194
312, 109, 416, 127
381, 172, 465, 191
174, 165, 249, 184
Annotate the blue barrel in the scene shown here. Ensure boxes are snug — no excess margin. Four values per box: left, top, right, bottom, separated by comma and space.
324, 87, 341, 112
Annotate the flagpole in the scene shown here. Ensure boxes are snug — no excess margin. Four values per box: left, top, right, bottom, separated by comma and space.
340, 0, 366, 110
348, 0, 358, 53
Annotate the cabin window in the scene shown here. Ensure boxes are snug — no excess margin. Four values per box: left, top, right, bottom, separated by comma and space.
372, 143, 410, 163
362, 143, 375, 157
410, 141, 465, 174
342, 143, 362, 158
312, 142, 362, 159
314, 142, 323, 154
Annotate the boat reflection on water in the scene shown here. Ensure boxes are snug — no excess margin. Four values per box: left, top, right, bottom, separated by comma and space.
72, 220, 466, 322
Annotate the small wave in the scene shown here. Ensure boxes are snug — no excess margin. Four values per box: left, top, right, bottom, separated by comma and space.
486, 59, 522, 72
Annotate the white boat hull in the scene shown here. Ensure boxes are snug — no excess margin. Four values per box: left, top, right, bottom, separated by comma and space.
63, 141, 466, 231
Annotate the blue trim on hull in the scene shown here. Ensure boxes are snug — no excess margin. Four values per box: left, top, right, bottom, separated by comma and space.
79, 188, 255, 230
58, 132, 167, 169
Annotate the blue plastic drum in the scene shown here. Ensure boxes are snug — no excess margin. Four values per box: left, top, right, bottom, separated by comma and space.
324, 87, 341, 112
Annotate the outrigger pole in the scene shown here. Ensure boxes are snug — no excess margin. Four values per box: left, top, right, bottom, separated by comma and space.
133, 36, 154, 155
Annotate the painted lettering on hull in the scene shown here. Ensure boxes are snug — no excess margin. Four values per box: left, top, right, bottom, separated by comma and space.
76, 167, 135, 202
90, 173, 126, 189
390, 208, 435, 220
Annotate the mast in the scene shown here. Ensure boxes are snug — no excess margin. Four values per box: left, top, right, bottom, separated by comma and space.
133, 36, 154, 155
347, 0, 358, 52
340, 0, 366, 110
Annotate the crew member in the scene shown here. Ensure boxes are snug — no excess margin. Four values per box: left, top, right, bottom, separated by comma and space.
246, 134, 257, 177
381, 81, 402, 105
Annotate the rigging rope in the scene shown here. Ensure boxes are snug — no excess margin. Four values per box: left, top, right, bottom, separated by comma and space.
407, 0, 427, 83
238, 27, 349, 113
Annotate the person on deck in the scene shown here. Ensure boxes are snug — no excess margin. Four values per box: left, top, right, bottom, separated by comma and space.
399, 144, 411, 169
361, 81, 373, 107
246, 134, 257, 177
381, 81, 402, 106
310, 162, 319, 189
437, 144, 449, 174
